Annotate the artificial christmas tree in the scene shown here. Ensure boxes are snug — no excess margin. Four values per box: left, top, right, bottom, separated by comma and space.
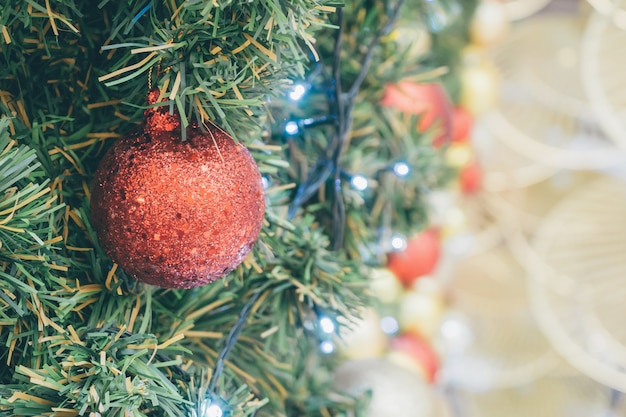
0, 0, 476, 415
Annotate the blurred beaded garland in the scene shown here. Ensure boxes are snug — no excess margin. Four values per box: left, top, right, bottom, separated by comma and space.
333, 2, 566, 416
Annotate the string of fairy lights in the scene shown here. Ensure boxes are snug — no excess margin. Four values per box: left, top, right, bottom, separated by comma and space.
280, 72, 420, 255
195, 1, 465, 415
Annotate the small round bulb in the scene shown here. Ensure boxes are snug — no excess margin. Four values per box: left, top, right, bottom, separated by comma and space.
284, 121, 299, 135
350, 174, 369, 191
380, 316, 400, 335
390, 234, 407, 251
320, 340, 335, 354
319, 317, 336, 334
198, 399, 225, 417
205, 404, 223, 417
393, 162, 410, 178
289, 83, 307, 101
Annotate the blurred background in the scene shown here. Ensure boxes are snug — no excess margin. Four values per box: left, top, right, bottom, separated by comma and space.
440, 0, 626, 414
337, 1, 626, 415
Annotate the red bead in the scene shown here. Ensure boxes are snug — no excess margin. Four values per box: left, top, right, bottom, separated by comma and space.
460, 161, 482, 194
451, 107, 473, 143
381, 81, 453, 147
390, 332, 440, 383
387, 229, 440, 287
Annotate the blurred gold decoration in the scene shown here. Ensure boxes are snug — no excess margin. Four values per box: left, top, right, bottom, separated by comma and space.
393, 25, 432, 62
470, 0, 511, 47
459, 58, 500, 116
473, 117, 557, 192
333, 358, 451, 417
369, 267, 404, 304
529, 175, 626, 392
398, 278, 446, 338
337, 307, 388, 360
585, 0, 626, 29
439, 246, 558, 390
483, 15, 622, 170
446, 142, 475, 168
582, 6, 626, 152
452, 375, 626, 417
501, 0, 553, 21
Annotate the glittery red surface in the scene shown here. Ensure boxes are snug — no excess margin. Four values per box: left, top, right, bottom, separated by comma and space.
90, 95, 265, 288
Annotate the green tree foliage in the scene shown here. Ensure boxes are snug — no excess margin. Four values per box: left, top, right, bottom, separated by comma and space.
0, 0, 474, 415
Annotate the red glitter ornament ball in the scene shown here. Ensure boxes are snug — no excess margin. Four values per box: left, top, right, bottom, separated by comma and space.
90, 91, 265, 289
